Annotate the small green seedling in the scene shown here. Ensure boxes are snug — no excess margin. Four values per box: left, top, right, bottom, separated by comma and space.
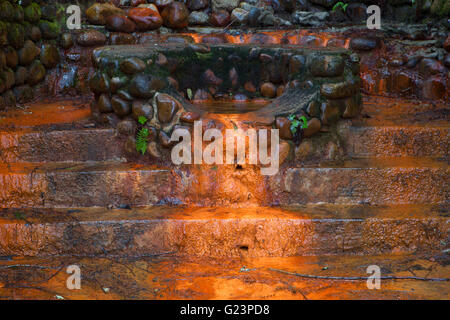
138, 115, 148, 125
136, 117, 150, 156
13, 211, 32, 225
136, 128, 149, 155
13, 211, 24, 220
288, 115, 308, 134
187, 88, 193, 100
332, 1, 349, 12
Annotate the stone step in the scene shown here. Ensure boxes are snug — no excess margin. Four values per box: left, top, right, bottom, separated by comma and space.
0, 205, 447, 258
1, 124, 447, 163
358, 95, 450, 128
343, 95, 449, 158
1, 98, 448, 162
0, 99, 125, 163
344, 125, 449, 159
0, 128, 125, 163
0, 160, 447, 207
273, 161, 448, 205
1, 252, 448, 300
0, 99, 92, 129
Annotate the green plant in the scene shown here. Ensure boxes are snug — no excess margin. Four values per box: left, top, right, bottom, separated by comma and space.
288, 114, 309, 145
136, 127, 149, 155
138, 116, 148, 125
332, 1, 349, 12
13, 211, 24, 220
13, 211, 32, 225
136, 116, 150, 155
187, 88, 193, 100
288, 115, 308, 134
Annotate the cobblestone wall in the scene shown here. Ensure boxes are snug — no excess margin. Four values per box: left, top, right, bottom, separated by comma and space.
0, 0, 62, 109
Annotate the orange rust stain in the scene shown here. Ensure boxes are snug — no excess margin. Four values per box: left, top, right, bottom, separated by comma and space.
182, 30, 346, 47
362, 95, 449, 127
0, 99, 90, 129
224, 34, 243, 44
188, 33, 203, 43
1, 254, 447, 300
343, 38, 351, 49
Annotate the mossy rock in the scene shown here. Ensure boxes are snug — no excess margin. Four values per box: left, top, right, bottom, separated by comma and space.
27, 60, 46, 86
444, 0, 450, 15
41, 4, 58, 21
8, 23, 25, 50
0, 1, 14, 22
41, 4, 66, 24
13, 4, 24, 23
0, 50, 6, 69
89, 72, 110, 94
430, 0, 450, 16
14, 85, 34, 104
24, 3, 42, 23
4, 46, 18, 68
0, 68, 16, 90
3, 90, 16, 107
21, 21, 32, 40
19, 40, 40, 66
40, 44, 61, 68
0, 21, 7, 46
39, 20, 61, 40
394, 4, 417, 22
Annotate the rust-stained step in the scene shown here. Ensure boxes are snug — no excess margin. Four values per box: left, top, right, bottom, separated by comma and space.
1, 97, 448, 163
343, 96, 449, 158
0, 162, 175, 208
272, 162, 448, 206
0, 129, 125, 163
1, 253, 448, 300
1, 125, 447, 162
0, 205, 448, 258
0, 99, 91, 129
0, 99, 124, 163
344, 125, 449, 159
0, 160, 447, 208
358, 96, 449, 127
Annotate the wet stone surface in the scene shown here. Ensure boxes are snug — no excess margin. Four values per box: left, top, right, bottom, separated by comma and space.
89, 43, 362, 161
0, 1, 448, 302
0, 253, 448, 300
